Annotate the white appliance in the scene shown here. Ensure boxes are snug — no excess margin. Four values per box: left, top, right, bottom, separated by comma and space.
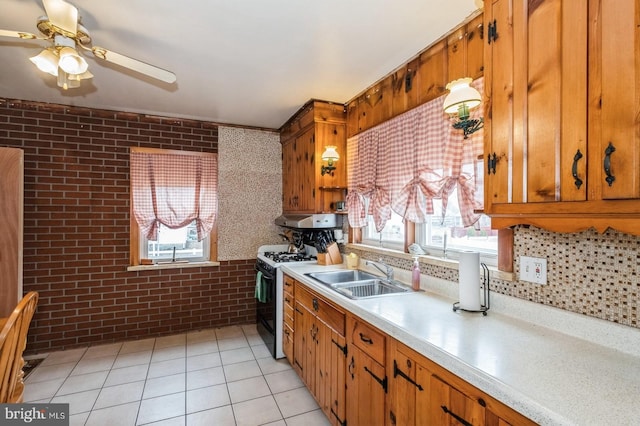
255, 244, 317, 359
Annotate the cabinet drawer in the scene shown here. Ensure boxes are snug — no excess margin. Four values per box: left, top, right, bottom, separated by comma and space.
284, 275, 295, 298
296, 283, 345, 336
350, 317, 386, 365
283, 323, 294, 364
284, 300, 294, 328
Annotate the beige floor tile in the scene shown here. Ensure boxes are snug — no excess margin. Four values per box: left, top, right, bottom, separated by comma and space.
264, 369, 304, 394
250, 343, 271, 359
148, 416, 186, 426
273, 387, 319, 418
39, 347, 87, 367
217, 336, 249, 352
232, 395, 283, 426
83, 342, 122, 360
215, 325, 244, 340
284, 408, 331, 426
186, 340, 218, 357
85, 401, 140, 426
256, 356, 292, 375
26, 362, 76, 384
186, 352, 222, 372
143, 373, 186, 399
155, 333, 187, 349
112, 350, 153, 369
187, 329, 217, 344
220, 347, 255, 365
120, 338, 156, 355
222, 360, 262, 383
23, 377, 65, 402
152, 345, 186, 363
227, 376, 271, 404
57, 371, 109, 396
69, 411, 90, 426
137, 392, 186, 425
186, 366, 226, 390
148, 358, 186, 379
51, 388, 100, 415
94, 381, 144, 409
186, 383, 230, 413
70, 355, 116, 376
104, 364, 149, 387
186, 405, 235, 426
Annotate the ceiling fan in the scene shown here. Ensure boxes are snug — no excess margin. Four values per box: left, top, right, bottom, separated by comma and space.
0, 0, 176, 89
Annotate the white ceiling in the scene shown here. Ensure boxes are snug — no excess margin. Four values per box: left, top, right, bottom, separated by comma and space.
0, 0, 481, 129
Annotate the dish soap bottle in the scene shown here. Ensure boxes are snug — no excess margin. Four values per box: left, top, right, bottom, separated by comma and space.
411, 256, 421, 291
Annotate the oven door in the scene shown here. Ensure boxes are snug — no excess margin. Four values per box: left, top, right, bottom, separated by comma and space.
255, 265, 277, 358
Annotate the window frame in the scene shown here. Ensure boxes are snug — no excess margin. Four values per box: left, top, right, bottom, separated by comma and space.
129, 147, 218, 266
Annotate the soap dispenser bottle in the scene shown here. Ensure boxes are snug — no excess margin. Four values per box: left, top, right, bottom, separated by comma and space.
411, 256, 421, 291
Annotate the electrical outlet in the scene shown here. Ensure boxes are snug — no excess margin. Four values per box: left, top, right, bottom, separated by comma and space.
519, 256, 547, 285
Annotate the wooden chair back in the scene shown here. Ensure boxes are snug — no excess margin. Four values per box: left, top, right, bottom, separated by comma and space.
0, 291, 38, 403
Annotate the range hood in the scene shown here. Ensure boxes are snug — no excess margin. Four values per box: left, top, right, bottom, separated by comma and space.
275, 214, 339, 229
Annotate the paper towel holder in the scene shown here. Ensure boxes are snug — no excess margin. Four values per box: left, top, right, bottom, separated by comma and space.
453, 263, 490, 315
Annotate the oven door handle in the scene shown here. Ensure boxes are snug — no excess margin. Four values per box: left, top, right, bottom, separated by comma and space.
255, 267, 274, 282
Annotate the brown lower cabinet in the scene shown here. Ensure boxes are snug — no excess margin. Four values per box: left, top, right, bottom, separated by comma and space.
285, 275, 536, 426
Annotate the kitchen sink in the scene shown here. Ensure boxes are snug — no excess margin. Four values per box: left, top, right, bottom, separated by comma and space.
331, 279, 410, 299
306, 270, 381, 285
305, 270, 411, 299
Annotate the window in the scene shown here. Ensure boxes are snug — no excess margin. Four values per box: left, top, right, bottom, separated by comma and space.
362, 210, 405, 251
129, 147, 218, 265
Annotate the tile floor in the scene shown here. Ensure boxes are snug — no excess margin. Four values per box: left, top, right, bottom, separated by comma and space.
23, 324, 331, 426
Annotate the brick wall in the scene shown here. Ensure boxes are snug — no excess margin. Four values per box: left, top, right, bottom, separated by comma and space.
0, 99, 257, 354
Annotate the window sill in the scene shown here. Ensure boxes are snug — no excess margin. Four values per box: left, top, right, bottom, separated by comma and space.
127, 261, 220, 272
345, 243, 515, 282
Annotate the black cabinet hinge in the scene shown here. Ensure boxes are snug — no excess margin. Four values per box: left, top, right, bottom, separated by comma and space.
332, 339, 348, 356
330, 408, 347, 426
364, 366, 388, 393
393, 360, 424, 391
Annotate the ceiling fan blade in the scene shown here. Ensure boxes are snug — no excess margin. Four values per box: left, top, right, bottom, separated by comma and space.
42, 0, 78, 35
91, 46, 177, 84
0, 29, 42, 39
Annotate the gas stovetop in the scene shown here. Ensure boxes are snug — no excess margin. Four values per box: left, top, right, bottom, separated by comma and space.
262, 251, 317, 263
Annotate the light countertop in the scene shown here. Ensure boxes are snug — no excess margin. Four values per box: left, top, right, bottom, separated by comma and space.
281, 262, 640, 426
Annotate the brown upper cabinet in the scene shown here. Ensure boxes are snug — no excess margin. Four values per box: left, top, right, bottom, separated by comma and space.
483, 0, 640, 235
280, 100, 347, 214
346, 10, 484, 138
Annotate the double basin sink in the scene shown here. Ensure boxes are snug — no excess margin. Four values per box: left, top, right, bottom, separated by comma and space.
305, 269, 411, 299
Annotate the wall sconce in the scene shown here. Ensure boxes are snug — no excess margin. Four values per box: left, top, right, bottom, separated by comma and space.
443, 77, 483, 139
321, 145, 339, 176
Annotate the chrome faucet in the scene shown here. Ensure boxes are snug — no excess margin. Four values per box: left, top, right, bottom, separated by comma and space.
366, 259, 394, 281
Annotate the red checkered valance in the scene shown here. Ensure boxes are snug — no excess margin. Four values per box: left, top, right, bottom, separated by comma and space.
346, 78, 484, 231
130, 149, 218, 241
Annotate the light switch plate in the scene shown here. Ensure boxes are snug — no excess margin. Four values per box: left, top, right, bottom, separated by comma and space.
520, 256, 547, 285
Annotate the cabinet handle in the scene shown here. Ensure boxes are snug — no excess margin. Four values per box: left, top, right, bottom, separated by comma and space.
312, 298, 319, 311
572, 149, 583, 189
359, 333, 373, 345
604, 142, 616, 187
441, 405, 473, 426
285, 297, 290, 303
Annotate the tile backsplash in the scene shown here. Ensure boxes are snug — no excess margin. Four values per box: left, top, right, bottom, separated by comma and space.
351, 225, 639, 330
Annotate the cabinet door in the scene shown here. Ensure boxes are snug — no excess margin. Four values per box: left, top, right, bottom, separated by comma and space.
589, 0, 640, 200
346, 345, 386, 426
293, 299, 310, 379
427, 374, 486, 426
388, 348, 421, 425
317, 323, 347, 426
0, 148, 23, 317
295, 127, 317, 213
282, 139, 297, 211
484, 0, 587, 209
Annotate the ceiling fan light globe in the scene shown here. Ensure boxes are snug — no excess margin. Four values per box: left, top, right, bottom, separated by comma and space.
58, 46, 88, 74
30, 48, 59, 76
